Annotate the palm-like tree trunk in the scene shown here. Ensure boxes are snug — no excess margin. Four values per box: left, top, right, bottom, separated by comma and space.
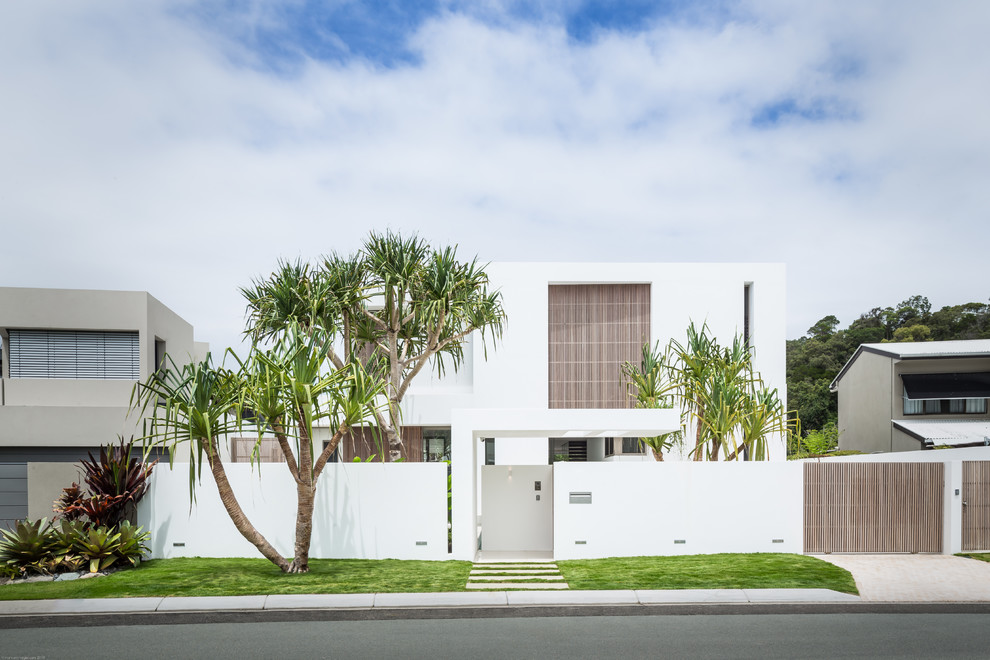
288, 412, 314, 573
204, 441, 289, 572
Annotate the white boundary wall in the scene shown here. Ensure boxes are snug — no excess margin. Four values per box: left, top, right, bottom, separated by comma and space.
138, 462, 448, 561
553, 462, 803, 560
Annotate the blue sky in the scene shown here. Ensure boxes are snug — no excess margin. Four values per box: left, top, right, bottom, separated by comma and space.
1, 0, 989, 356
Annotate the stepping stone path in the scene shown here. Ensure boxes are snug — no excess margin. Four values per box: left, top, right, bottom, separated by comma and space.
466, 562, 569, 590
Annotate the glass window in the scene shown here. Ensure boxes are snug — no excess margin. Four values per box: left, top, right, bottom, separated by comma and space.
903, 395, 924, 415
422, 429, 451, 462
966, 398, 987, 414
484, 438, 495, 465
622, 438, 645, 454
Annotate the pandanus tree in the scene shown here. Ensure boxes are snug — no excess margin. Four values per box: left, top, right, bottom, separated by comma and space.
634, 322, 796, 461
621, 342, 682, 461
134, 325, 385, 573
242, 230, 506, 462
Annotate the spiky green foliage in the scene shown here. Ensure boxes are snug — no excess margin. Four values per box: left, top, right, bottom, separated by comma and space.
621, 341, 682, 460
629, 322, 798, 461
74, 526, 122, 573
114, 522, 151, 567
135, 329, 386, 574
0, 519, 53, 573
241, 230, 506, 462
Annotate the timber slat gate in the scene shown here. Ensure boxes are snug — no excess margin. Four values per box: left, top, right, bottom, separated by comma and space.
804, 462, 943, 553
962, 461, 990, 552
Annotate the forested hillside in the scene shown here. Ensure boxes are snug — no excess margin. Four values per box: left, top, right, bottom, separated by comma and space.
787, 296, 990, 434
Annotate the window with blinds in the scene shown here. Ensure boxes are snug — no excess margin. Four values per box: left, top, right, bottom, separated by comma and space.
7, 330, 140, 380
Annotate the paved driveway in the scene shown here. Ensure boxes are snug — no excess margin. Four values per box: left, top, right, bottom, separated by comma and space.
816, 554, 990, 602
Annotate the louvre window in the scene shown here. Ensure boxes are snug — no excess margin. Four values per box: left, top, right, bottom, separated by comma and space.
7, 330, 139, 380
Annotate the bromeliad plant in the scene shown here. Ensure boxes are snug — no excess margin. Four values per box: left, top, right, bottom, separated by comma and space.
0, 518, 52, 576
53, 437, 157, 528
0, 517, 146, 576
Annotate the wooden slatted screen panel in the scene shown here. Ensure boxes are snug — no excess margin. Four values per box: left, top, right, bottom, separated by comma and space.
340, 426, 423, 462
804, 462, 943, 553
230, 438, 284, 463
962, 461, 990, 552
548, 284, 650, 409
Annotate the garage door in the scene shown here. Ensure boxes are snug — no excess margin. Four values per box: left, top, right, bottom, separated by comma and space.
0, 463, 28, 531
804, 462, 943, 553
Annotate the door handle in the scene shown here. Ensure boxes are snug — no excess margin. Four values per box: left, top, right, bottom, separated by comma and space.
963, 501, 968, 506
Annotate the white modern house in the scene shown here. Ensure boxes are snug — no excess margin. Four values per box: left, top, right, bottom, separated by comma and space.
0, 287, 207, 529
143, 261, 792, 561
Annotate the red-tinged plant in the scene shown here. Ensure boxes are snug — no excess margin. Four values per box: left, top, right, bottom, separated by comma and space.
53, 483, 87, 522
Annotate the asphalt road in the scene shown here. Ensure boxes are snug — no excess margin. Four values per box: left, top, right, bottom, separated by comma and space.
4, 611, 990, 659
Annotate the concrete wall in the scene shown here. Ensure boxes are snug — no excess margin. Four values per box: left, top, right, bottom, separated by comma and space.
27, 462, 82, 520
139, 462, 449, 560
553, 462, 803, 559
837, 350, 893, 452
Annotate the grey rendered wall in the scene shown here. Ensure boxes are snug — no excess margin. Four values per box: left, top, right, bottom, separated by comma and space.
837, 351, 893, 453
27, 462, 82, 520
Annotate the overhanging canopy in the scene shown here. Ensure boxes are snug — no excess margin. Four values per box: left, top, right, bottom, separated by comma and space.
893, 419, 990, 448
901, 372, 990, 400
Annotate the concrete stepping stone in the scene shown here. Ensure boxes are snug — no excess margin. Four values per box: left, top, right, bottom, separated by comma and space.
466, 560, 569, 590
466, 583, 570, 590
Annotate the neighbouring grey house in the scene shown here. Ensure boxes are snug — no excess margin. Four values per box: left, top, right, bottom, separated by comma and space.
0, 287, 207, 530
831, 340, 990, 453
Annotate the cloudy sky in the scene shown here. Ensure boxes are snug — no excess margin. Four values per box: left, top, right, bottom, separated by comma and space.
2, 1, 988, 354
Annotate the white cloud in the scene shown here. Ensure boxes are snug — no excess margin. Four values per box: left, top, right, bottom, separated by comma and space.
1, 1, 988, 354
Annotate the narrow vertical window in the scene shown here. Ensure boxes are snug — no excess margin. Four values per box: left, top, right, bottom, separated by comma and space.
743, 283, 753, 347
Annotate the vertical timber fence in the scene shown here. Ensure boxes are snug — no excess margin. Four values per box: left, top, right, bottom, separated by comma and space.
803, 462, 943, 554
962, 461, 990, 552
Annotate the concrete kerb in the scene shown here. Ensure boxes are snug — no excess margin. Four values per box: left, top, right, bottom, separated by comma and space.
0, 589, 861, 616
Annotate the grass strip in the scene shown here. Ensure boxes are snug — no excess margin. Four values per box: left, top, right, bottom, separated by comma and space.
557, 553, 858, 594
957, 553, 990, 563
0, 553, 858, 600
0, 558, 473, 601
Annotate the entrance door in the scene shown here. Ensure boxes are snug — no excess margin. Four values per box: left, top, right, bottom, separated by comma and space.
963, 461, 990, 552
481, 465, 553, 552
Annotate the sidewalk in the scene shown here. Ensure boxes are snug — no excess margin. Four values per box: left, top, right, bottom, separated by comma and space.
0, 588, 859, 615
816, 554, 990, 602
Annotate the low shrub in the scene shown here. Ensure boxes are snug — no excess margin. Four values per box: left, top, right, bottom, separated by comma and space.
0, 519, 53, 574
0, 518, 151, 577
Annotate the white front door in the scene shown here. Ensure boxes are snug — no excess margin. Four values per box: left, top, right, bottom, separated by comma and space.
481, 465, 553, 552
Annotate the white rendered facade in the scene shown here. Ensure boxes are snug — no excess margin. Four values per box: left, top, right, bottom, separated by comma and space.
388, 262, 788, 559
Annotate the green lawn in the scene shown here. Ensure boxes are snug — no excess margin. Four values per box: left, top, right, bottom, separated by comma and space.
557, 553, 858, 594
0, 558, 473, 601
0, 553, 857, 600
957, 553, 990, 563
